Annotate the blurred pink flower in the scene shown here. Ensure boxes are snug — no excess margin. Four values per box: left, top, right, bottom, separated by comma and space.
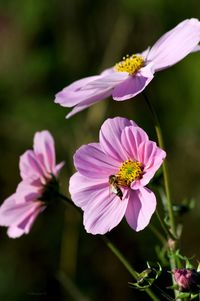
55, 18, 200, 118
69, 117, 166, 234
0, 131, 64, 238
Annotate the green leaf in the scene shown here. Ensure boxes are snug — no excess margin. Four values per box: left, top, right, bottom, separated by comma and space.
186, 259, 193, 269
191, 293, 199, 300
129, 262, 162, 290
176, 292, 190, 299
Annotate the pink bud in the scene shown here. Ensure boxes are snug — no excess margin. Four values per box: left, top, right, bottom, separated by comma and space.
173, 268, 200, 292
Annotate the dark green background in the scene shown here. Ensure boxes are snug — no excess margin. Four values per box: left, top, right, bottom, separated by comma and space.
0, 0, 200, 300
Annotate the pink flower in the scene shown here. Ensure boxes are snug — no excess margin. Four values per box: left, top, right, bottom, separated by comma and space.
55, 19, 200, 118
69, 117, 166, 234
0, 131, 64, 238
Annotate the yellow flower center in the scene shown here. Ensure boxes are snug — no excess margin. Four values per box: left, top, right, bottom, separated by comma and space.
114, 54, 144, 75
116, 159, 143, 186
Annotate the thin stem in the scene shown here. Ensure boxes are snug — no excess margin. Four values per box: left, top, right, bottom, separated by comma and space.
142, 92, 176, 236
156, 210, 176, 241
59, 192, 160, 301
101, 236, 138, 279
57, 193, 82, 213
102, 236, 160, 301
58, 271, 91, 301
142, 92, 179, 299
149, 224, 167, 245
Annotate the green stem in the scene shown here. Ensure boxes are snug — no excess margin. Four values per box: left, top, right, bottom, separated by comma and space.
142, 92, 176, 237
102, 236, 160, 301
149, 224, 167, 245
58, 193, 82, 213
142, 92, 179, 299
156, 210, 176, 241
58, 192, 160, 301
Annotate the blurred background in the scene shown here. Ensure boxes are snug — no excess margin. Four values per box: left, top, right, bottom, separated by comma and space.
0, 0, 200, 300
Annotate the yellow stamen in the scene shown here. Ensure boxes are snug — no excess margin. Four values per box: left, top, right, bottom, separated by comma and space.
115, 54, 144, 75
116, 159, 143, 186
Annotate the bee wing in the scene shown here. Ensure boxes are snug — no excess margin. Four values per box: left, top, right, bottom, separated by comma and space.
110, 185, 118, 194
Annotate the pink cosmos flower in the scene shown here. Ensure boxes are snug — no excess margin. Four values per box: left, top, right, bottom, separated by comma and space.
69, 117, 166, 234
55, 18, 200, 118
0, 131, 64, 238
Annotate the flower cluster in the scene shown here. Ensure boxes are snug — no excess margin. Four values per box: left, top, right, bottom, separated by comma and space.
0, 18, 200, 245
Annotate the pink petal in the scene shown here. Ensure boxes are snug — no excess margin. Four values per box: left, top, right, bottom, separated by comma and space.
19, 150, 46, 182
66, 72, 127, 115
120, 125, 149, 160
147, 18, 200, 71
74, 143, 119, 179
125, 187, 156, 231
112, 63, 154, 101
70, 172, 129, 234
66, 89, 112, 118
55, 71, 128, 118
16, 181, 41, 204
99, 117, 137, 162
0, 195, 44, 237
100, 67, 117, 76
7, 226, 25, 238
53, 161, 65, 176
7, 203, 44, 238
138, 141, 166, 186
34, 130, 56, 174
192, 45, 200, 53
55, 76, 100, 106
58, 68, 125, 106
83, 184, 129, 235
141, 47, 150, 59
69, 172, 109, 210
85, 71, 128, 89
83, 189, 128, 234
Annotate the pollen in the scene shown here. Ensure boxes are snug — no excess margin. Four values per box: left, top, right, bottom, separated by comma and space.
116, 159, 143, 186
114, 55, 144, 75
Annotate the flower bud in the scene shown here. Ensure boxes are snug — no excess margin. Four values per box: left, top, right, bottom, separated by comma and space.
173, 268, 200, 292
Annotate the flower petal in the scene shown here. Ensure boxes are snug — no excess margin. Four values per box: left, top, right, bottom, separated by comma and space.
112, 63, 154, 101
55, 71, 128, 118
83, 186, 129, 235
147, 18, 200, 71
7, 203, 44, 238
141, 47, 150, 59
55, 76, 100, 106
0, 195, 44, 238
19, 150, 46, 182
70, 172, 129, 234
85, 70, 128, 89
120, 125, 149, 161
69, 172, 108, 210
192, 45, 200, 53
125, 187, 156, 231
66, 89, 112, 118
15, 181, 41, 204
34, 130, 56, 174
74, 143, 119, 178
100, 117, 137, 162
53, 161, 65, 176
138, 141, 166, 186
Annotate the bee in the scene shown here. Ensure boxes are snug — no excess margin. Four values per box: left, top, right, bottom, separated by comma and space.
108, 175, 123, 200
